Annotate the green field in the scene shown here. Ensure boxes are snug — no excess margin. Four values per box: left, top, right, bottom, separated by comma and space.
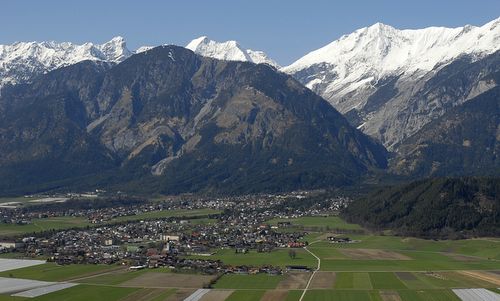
76, 267, 173, 285
335, 272, 372, 289
76, 269, 148, 285
0, 217, 90, 236
369, 272, 407, 289
319, 257, 500, 271
302, 290, 381, 301
407, 272, 465, 289
0, 263, 117, 281
316, 250, 500, 271
24, 284, 137, 301
309, 235, 500, 259
0, 208, 220, 236
213, 274, 284, 289
397, 290, 461, 301
267, 216, 363, 231
334, 270, 499, 291
110, 208, 220, 222
225, 290, 265, 301
260, 289, 465, 301
0, 286, 140, 301
306, 233, 500, 272
188, 248, 316, 268
308, 247, 348, 260
149, 289, 176, 301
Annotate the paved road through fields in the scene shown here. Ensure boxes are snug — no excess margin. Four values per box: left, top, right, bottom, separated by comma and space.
299, 241, 321, 301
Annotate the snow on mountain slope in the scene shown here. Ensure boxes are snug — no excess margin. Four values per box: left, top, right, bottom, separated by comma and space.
283, 17, 500, 148
0, 36, 133, 89
0, 35, 280, 93
135, 46, 155, 53
283, 18, 500, 102
186, 36, 279, 68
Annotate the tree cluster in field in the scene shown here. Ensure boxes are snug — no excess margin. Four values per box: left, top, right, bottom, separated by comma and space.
342, 177, 500, 239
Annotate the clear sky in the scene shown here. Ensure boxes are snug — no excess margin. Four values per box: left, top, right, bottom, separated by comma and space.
1, 0, 499, 65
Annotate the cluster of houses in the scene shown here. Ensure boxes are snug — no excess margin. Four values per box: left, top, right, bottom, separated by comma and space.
1, 191, 354, 275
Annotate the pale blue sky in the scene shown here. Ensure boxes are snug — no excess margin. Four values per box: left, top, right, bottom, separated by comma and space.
1, 0, 499, 65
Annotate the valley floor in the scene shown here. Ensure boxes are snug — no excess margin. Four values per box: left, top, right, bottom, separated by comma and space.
0, 216, 499, 300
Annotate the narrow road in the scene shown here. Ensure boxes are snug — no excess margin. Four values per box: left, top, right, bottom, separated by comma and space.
299, 241, 321, 301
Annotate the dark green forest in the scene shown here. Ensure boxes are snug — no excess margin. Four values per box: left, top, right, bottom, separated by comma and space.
343, 177, 500, 238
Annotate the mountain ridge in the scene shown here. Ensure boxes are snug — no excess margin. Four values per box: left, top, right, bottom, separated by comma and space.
282, 17, 500, 148
185, 36, 279, 68
0, 36, 132, 90
0, 45, 387, 195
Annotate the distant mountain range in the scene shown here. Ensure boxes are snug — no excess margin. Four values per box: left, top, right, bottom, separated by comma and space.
0, 35, 280, 92
0, 18, 499, 194
0, 37, 131, 90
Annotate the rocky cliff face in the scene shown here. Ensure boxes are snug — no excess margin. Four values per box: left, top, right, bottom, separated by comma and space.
391, 84, 500, 178
0, 46, 387, 194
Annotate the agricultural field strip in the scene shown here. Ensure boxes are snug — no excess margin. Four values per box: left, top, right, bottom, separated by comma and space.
0, 259, 46, 272
452, 288, 500, 301
184, 289, 210, 301
0, 277, 55, 294
458, 271, 500, 286
309, 246, 500, 262
332, 271, 500, 291
299, 241, 321, 301
12, 282, 78, 298
66, 266, 127, 282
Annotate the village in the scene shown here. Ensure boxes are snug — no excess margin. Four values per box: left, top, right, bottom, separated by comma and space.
0, 192, 353, 276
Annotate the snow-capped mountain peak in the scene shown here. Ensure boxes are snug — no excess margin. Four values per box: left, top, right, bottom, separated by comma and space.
282, 17, 500, 149
282, 18, 500, 103
283, 18, 500, 78
186, 36, 279, 68
0, 36, 133, 89
98, 36, 132, 62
